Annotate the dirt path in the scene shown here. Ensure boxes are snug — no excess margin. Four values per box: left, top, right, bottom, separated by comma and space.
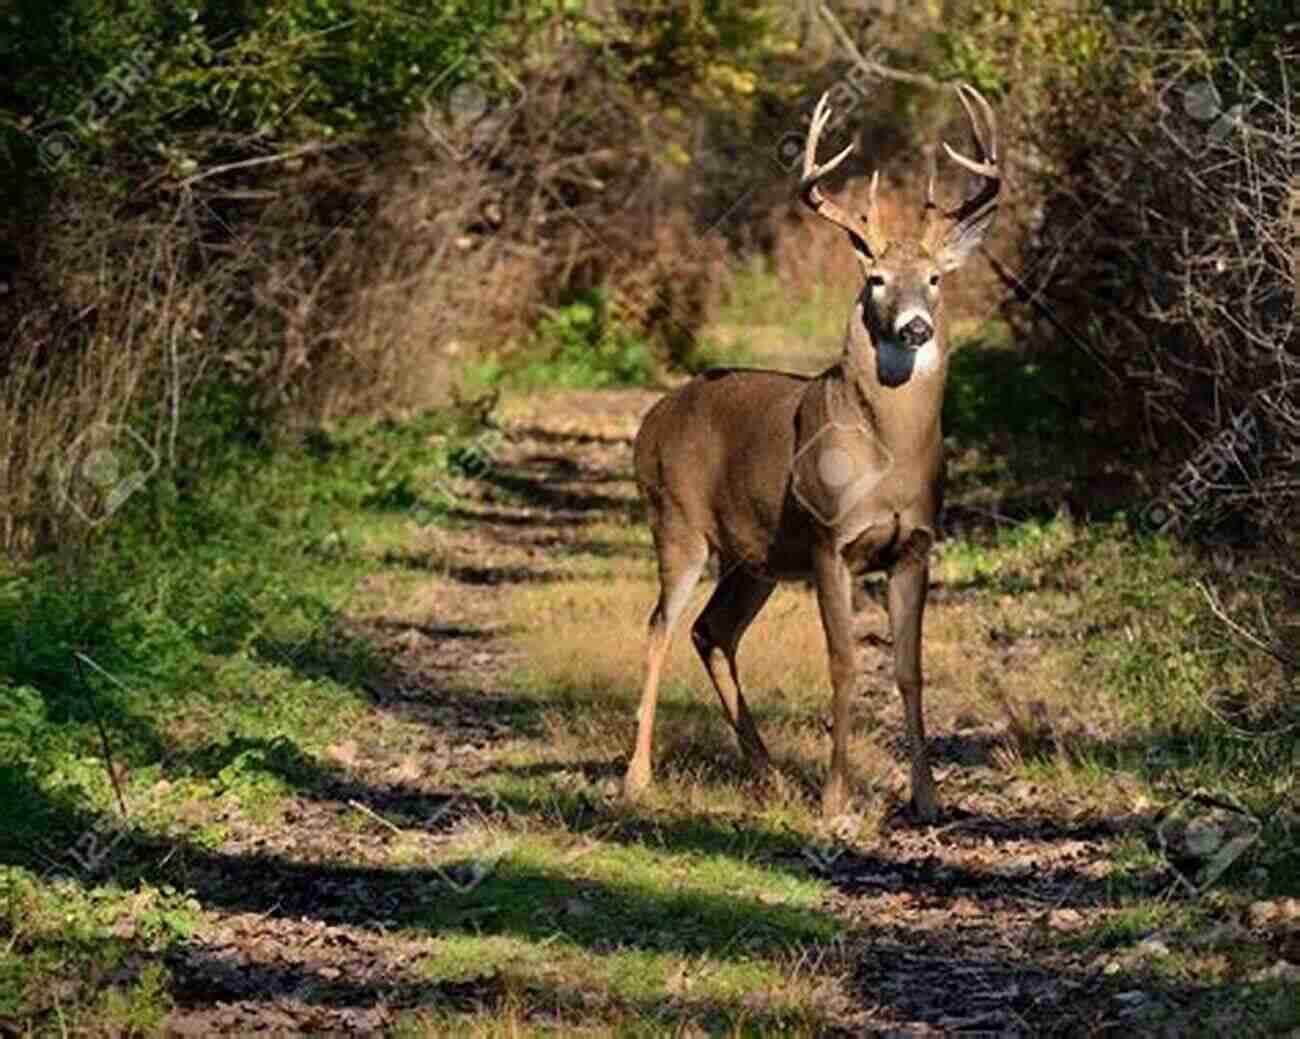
156, 387, 1257, 1037
159, 390, 660, 1034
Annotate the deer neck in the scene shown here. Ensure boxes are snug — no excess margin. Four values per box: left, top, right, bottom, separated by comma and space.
840, 325, 947, 461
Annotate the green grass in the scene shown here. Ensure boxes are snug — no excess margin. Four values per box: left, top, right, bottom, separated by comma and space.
3, 333, 1298, 1033
0, 402, 509, 1034
704, 257, 844, 370
466, 290, 657, 391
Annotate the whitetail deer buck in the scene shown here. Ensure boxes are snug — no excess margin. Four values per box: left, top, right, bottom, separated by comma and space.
624, 84, 1000, 820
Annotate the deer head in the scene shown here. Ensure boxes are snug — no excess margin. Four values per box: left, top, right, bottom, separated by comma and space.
800, 84, 1000, 386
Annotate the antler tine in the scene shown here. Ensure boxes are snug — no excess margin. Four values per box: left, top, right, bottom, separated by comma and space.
945, 83, 997, 168
802, 94, 855, 182
923, 143, 938, 211
799, 91, 880, 256
940, 83, 1000, 228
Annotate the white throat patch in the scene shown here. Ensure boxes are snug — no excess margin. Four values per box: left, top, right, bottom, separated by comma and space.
909, 337, 940, 375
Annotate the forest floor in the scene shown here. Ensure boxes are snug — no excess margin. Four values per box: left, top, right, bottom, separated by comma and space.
5, 371, 1298, 1037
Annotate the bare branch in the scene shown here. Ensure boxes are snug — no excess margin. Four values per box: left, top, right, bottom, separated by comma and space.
176, 143, 336, 190
816, 1, 942, 91
1199, 580, 1300, 669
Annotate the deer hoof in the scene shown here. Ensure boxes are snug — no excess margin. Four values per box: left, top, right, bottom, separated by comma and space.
746, 768, 776, 803
909, 784, 939, 822
743, 747, 772, 777
821, 775, 850, 817
623, 760, 651, 801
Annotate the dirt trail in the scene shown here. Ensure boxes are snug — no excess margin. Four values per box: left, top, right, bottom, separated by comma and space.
161, 386, 1210, 1037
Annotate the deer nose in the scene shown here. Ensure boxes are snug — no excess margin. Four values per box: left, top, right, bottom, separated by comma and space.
897, 315, 933, 348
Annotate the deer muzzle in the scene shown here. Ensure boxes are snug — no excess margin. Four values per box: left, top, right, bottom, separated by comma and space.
897, 314, 934, 349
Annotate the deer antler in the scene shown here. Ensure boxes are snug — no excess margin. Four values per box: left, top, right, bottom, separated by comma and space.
800, 93, 886, 258
924, 83, 1001, 257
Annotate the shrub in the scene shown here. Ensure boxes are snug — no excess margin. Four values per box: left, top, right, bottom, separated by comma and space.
480, 289, 653, 389
939, 0, 1299, 692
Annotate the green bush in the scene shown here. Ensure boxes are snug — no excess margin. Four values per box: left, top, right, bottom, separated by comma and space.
2, 1, 514, 189
479, 289, 655, 389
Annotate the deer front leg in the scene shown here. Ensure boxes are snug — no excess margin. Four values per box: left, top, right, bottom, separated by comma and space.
888, 530, 936, 820
812, 543, 857, 817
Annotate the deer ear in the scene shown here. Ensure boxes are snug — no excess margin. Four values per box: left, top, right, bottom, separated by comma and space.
936, 205, 996, 272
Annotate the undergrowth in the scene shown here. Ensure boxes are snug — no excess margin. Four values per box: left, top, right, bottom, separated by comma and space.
467, 288, 745, 390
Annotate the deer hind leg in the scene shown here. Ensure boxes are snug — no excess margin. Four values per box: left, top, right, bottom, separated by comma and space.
624, 531, 709, 801
691, 563, 776, 772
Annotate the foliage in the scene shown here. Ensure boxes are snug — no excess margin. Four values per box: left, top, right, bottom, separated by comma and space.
935, 0, 1111, 100
937, 0, 1299, 683
0, 1, 795, 558
0, 398, 473, 842
478, 290, 655, 390
0, 1, 513, 187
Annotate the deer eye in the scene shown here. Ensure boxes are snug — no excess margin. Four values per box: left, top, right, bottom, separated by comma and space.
928, 273, 941, 287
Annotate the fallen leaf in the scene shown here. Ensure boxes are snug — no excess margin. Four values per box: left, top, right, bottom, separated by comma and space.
390, 756, 422, 783
1048, 908, 1084, 932
327, 740, 360, 768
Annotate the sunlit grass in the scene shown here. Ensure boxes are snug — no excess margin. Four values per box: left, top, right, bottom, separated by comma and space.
5, 359, 1298, 1033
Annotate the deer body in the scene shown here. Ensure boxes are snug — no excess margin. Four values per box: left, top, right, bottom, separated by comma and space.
625, 86, 1000, 819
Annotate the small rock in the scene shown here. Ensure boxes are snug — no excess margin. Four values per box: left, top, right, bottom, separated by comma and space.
1249, 900, 1282, 928
1114, 990, 1148, 1005
1191, 922, 1250, 949
1250, 960, 1300, 984
563, 898, 593, 918
1135, 939, 1171, 958
1048, 908, 1084, 932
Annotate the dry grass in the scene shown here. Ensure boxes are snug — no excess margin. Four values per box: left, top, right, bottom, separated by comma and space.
0, 42, 744, 559
496, 537, 1090, 821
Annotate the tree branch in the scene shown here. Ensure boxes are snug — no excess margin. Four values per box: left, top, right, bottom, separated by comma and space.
816, 2, 943, 91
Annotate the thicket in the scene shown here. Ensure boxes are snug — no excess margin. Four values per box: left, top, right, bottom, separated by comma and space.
0, 0, 796, 557
1, 0, 1296, 690
937, 0, 1298, 689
